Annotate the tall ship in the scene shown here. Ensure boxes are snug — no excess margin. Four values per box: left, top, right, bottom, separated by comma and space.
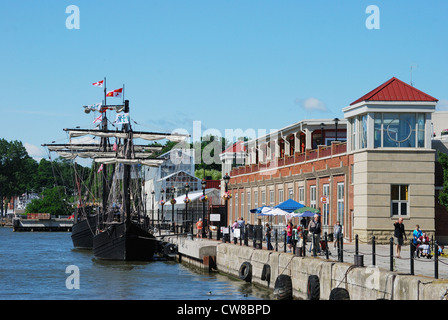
44, 79, 188, 260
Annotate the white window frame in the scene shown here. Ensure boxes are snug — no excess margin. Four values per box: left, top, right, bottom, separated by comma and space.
337, 183, 344, 226
298, 187, 305, 204
391, 184, 409, 217
310, 185, 316, 209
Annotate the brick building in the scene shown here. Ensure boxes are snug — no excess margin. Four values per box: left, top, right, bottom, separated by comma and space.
223, 77, 447, 243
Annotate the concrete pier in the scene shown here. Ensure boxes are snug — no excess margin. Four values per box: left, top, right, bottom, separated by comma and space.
167, 236, 448, 300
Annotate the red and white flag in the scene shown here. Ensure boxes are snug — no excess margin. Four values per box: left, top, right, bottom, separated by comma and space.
93, 114, 102, 124
106, 88, 123, 98
113, 142, 118, 151
92, 80, 104, 87
97, 164, 104, 173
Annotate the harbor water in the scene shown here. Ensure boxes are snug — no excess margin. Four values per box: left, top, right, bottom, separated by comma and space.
0, 228, 272, 300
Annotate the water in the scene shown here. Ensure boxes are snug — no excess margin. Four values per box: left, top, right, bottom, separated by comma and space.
0, 228, 272, 300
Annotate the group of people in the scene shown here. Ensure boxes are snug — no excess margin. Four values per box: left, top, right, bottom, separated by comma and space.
393, 218, 445, 258
264, 214, 343, 257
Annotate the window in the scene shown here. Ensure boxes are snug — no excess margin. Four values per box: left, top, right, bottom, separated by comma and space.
254, 191, 258, 209
374, 113, 424, 148
261, 191, 266, 206
278, 189, 284, 204
310, 186, 316, 208
337, 183, 344, 225
322, 184, 330, 226
298, 187, 305, 204
359, 114, 368, 149
288, 188, 293, 199
269, 190, 274, 206
235, 193, 239, 219
351, 118, 357, 150
241, 192, 245, 220
391, 185, 408, 216
247, 192, 251, 212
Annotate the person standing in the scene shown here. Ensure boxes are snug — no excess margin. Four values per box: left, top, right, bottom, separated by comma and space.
412, 225, 422, 258
286, 221, 293, 252
265, 223, 273, 250
393, 217, 407, 258
238, 217, 245, 240
308, 214, 322, 257
196, 218, 203, 239
333, 221, 342, 249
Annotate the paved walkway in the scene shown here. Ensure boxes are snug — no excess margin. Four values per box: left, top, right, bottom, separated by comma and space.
184, 234, 448, 280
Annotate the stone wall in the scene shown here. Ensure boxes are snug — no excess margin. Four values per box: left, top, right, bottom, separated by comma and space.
216, 243, 448, 300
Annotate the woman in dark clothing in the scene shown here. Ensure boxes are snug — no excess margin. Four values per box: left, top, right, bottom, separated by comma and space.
394, 217, 407, 258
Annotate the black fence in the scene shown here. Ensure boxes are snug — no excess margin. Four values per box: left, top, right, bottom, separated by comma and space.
222, 225, 448, 280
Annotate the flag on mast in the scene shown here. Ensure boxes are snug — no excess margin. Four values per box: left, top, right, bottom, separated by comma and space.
93, 114, 102, 124
106, 88, 123, 98
92, 80, 104, 87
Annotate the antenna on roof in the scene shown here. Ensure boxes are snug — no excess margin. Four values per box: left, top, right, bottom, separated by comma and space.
410, 64, 417, 87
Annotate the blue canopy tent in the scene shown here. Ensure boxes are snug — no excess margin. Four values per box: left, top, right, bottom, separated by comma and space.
249, 205, 272, 214
274, 199, 305, 213
293, 206, 321, 217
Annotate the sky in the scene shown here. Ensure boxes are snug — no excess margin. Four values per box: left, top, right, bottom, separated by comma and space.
1, 0, 447, 162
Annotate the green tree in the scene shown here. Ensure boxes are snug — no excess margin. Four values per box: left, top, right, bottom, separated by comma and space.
25, 186, 72, 216
438, 151, 448, 209
0, 139, 37, 212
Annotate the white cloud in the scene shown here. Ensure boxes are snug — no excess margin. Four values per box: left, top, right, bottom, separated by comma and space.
24, 143, 47, 161
295, 97, 328, 112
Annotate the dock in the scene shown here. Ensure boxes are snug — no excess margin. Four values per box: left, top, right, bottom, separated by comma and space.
12, 215, 73, 232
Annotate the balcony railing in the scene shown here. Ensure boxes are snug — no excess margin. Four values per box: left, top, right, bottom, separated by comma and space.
230, 141, 347, 177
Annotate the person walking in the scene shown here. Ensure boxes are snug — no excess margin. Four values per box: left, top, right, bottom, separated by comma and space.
393, 217, 407, 258
308, 214, 322, 257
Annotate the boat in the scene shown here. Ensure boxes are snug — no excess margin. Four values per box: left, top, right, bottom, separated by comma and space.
44, 80, 188, 260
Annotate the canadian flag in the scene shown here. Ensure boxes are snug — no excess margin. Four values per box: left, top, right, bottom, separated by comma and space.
106, 88, 123, 98
92, 80, 104, 87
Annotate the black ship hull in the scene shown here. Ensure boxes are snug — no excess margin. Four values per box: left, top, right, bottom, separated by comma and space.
92, 222, 157, 261
71, 215, 98, 249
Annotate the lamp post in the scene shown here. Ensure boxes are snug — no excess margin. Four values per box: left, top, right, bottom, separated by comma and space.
185, 183, 190, 236
159, 188, 165, 236
151, 190, 155, 227
170, 186, 176, 233
333, 118, 340, 142
223, 173, 231, 242
201, 179, 207, 238
320, 122, 326, 146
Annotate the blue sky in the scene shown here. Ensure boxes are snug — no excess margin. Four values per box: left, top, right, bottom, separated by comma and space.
1, 0, 447, 161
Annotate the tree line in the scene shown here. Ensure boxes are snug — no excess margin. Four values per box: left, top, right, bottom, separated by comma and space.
0, 139, 90, 214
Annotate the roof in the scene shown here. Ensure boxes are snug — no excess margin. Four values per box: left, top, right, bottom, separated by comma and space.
350, 77, 438, 106
220, 140, 246, 154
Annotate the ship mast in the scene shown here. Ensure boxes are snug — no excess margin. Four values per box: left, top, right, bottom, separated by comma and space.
121, 100, 131, 229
